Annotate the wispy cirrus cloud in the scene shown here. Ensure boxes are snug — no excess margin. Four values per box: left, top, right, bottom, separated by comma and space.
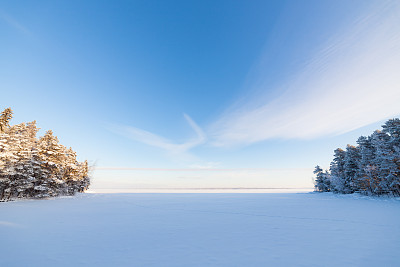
0, 221, 23, 228
109, 113, 206, 155
0, 9, 31, 35
210, 0, 400, 147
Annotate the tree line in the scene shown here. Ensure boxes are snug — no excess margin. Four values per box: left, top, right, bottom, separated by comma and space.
314, 118, 400, 196
0, 108, 90, 201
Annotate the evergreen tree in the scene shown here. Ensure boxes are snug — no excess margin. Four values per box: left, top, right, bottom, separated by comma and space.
343, 145, 360, 194
314, 165, 330, 192
330, 148, 346, 193
0, 108, 90, 201
371, 130, 392, 195
0, 108, 13, 133
381, 119, 400, 195
355, 135, 376, 195
315, 118, 400, 197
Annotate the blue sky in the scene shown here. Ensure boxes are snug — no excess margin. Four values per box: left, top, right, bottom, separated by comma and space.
1, 0, 400, 191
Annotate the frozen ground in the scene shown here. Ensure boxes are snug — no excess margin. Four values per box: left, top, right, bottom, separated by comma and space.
0, 193, 399, 266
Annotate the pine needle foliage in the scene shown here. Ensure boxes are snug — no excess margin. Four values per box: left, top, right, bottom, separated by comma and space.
0, 108, 90, 201
314, 118, 400, 196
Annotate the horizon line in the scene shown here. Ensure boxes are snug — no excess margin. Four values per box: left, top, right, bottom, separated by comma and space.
94, 167, 313, 172
91, 187, 314, 190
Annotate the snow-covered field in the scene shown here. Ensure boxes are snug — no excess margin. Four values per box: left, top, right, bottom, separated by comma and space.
1, 193, 399, 266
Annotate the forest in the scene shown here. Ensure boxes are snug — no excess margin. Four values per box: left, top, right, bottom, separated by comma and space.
0, 108, 90, 201
314, 118, 400, 196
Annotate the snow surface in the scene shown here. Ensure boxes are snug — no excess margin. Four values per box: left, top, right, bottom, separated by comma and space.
0, 193, 399, 266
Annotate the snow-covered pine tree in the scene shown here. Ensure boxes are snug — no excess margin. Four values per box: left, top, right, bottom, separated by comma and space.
355, 135, 376, 195
38, 130, 69, 197
24, 121, 44, 198
314, 165, 330, 192
371, 130, 393, 195
9, 123, 35, 198
0, 108, 90, 201
330, 148, 346, 193
315, 118, 400, 197
0, 110, 19, 200
70, 158, 90, 194
60, 147, 90, 195
0, 130, 12, 200
314, 165, 324, 192
381, 119, 400, 196
0, 108, 12, 133
343, 145, 360, 194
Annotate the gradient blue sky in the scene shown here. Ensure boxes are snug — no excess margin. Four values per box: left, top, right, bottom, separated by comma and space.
1, 0, 400, 191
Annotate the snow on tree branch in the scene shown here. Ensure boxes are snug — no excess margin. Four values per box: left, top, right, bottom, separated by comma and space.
314, 118, 400, 196
0, 108, 90, 201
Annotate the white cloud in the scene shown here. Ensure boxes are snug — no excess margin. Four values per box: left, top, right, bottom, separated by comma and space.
0, 221, 23, 228
109, 113, 206, 155
210, 1, 400, 147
